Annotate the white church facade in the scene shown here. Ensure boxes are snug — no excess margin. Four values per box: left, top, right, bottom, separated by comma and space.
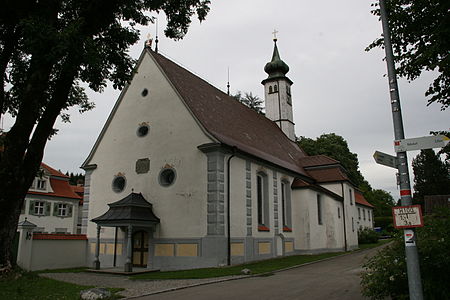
81, 39, 372, 271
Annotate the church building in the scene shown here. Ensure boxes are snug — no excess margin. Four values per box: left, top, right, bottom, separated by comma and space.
81, 37, 371, 272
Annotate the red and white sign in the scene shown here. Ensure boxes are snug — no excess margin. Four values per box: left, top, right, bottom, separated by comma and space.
392, 205, 424, 229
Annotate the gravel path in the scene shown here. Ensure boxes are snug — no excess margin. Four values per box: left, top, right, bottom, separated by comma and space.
40, 272, 245, 298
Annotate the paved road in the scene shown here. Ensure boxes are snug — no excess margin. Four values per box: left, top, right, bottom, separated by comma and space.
136, 247, 380, 300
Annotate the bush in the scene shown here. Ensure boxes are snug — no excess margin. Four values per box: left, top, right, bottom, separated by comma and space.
358, 227, 379, 244
361, 209, 450, 299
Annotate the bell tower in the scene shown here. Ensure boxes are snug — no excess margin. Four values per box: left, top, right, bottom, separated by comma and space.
262, 35, 295, 141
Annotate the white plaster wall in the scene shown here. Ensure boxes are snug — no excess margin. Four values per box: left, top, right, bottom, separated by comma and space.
263, 80, 294, 140
356, 204, 374, 230
291, 189, 312, 250
86, 52, 213, 240
342, 183, 358, 249
291, 189, 345, 251
28, 239, 87, 271
19, 197, 78, 233
229, 156, 247, 238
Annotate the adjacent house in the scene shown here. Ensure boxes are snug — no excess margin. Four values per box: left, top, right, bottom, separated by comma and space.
355, 190, 374, 230
19, 163, 82, 234
81, 39, 372, 272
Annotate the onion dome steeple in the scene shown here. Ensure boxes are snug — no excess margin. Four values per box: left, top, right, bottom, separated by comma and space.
264, 41, 289, 78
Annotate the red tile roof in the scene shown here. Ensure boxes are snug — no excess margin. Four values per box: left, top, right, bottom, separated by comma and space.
33, 233, 87, 240
306, 166, 349, 183
28, 178, 82, 200
41, 162, 68, 178
355, 191, 374, 208
149, 50, 308, 176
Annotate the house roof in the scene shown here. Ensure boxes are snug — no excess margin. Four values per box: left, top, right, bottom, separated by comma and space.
299, 155, 340, 168
355, 191, 374, 208
149, 49, 308, 177
28, 163, 82, 200
305, 166, 349, 183
41, 162, 68, 178
28, 178, 82, 200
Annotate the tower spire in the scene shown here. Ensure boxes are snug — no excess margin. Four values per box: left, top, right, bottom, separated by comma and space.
261, 33, 295, 141
227, 67, 230, 96
155, 18, 159, 53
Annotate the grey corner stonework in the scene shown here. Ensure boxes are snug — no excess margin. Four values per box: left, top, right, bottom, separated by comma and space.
203, 148, 226, 236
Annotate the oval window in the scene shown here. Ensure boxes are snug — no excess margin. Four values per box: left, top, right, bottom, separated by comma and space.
137, 125, 149, 137
159, 168, 176, 187
112, 176, 126, 193
141, 88, 149, 97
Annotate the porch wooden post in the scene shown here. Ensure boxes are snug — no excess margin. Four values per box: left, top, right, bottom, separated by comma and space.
124, 225, 133, 272
93, 225, 101, 269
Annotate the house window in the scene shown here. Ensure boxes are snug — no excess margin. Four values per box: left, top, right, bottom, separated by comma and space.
352, 217, 355, 232
257, 172, 269, 229
368, 210, 371, 221
58, 204, 68, 217
281, 180, 292, 230
358, 207, 361, 219
349, 188, 353, 205
34, 201, 45, 215
338, 207, 341, 219
363, 209, 366, 220
317, 194, 323, 225
37, 179, 46, 190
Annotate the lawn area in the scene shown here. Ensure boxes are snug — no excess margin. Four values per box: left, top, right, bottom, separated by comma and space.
0, 269, 122, 300
132, 241, 389, 280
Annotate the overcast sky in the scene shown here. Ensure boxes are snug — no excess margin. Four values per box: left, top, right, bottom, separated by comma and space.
2, 0, 448, 199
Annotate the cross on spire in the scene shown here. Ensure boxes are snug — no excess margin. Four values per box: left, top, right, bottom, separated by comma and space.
272, 29, 278, 42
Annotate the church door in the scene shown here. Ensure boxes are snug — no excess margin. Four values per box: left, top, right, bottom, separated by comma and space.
132, 231, 149, 267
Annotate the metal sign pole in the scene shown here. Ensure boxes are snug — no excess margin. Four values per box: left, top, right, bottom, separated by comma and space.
379, 1, 424, 299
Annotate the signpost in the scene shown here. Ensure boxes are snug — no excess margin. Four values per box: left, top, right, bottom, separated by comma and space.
394, 135, 449, 152
393, 205, 424, 229
373, 151, 398, 168
379, 0, 424, 298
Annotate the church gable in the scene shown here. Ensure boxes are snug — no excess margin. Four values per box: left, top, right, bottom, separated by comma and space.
83, 50, 215, 169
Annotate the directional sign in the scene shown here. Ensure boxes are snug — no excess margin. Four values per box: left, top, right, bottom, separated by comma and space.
392, 205, 424, 229
373, 151, 398, 168
394, 135, 449, 152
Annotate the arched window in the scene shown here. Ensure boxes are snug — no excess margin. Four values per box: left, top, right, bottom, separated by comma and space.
269, 86, 273, 93
257, 172, 269, 229
274, 85, 278, 92
281, 180, 292, 231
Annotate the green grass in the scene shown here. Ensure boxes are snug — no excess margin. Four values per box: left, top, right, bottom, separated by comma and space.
0, 269, 123, 300
133, 240, 388, 280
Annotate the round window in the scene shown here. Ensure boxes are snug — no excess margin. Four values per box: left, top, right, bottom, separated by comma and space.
159, 168, 176, 187
141, 88, 149, 97
137, 125, 149, 137
112, 176, 126, 193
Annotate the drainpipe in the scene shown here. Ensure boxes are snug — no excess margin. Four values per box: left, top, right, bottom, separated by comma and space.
226, 148, 236, 265
341, 183, 348, 252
